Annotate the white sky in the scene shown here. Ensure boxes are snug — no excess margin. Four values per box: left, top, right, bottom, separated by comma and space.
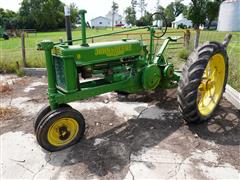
0, 0, 191, 21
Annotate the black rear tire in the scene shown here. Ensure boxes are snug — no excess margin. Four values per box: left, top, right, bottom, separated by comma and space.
177, 41, 228, 123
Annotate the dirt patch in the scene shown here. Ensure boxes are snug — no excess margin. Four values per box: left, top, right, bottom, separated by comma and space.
82, 107, 124, 139
49, 107, 183, 179
0, 107, 21, 121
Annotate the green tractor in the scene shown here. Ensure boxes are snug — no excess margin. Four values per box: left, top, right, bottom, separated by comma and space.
35, 10, 232, 152
0, 25, 9, 40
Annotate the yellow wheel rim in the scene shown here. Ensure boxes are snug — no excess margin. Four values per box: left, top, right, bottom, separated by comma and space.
47, 118, 79, 147
197, 53, 225, 116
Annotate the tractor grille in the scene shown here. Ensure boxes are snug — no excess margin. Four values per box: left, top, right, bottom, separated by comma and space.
53, 56, 65, 89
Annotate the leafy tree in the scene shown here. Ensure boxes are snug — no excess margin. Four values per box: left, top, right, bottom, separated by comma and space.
124, 0, 137, 26
206, 0, 221, 29
19, 0, 65, 30
124, 7, 136, 25
136, 11, 151, 26
187, 0, 207, 29
0, 8, 19, 29
187, 0, 207, 48
69, 3, 79, 25
164, 1, 187, 27
131, 0, 138, 9
138, 0, 147, 17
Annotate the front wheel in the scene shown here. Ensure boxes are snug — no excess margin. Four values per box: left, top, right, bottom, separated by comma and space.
177, 41, 228, 123
34, 104, 71, 133
36, 107, 85, 152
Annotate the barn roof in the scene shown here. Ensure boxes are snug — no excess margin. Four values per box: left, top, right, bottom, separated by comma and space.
90, 16, 111, 21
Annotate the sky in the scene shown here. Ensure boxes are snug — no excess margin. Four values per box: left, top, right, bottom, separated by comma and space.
0, 0, 191, 21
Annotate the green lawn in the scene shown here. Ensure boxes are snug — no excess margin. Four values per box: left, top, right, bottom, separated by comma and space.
196, 30, 240, 92
0, 28, 239, 91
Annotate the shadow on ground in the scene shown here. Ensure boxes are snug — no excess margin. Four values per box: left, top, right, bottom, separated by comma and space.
49, 108, 183, 178
189, 99, 240, 146
47, 97, 240, 178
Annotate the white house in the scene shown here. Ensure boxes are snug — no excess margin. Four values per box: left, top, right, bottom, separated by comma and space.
105, 11, 123, 26
90, 16, 111, 28
172, 14, 192, 28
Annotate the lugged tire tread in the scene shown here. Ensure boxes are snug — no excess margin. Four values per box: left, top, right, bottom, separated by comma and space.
177, 41, 228, 123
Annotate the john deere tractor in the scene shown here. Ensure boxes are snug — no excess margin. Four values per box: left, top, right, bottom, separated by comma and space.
0, 26, 9, 40
35, 10, 231, 152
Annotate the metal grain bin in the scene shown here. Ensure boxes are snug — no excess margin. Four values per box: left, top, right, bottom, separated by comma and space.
218, 0, 240, 32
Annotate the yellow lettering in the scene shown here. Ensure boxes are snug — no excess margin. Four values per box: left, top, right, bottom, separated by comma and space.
94, 45, 132, 57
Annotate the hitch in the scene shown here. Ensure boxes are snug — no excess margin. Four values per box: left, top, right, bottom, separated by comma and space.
222, 33, 232, 48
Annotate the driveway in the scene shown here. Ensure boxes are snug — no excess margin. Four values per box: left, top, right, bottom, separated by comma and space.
1, 75, 239, 179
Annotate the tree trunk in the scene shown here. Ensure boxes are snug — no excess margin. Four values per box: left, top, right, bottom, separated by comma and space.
194, 28, 200, 49
112, 12, 115, 31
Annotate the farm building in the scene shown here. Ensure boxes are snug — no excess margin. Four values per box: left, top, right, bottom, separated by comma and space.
105, 11, 124, 26
90, 16, 111, 28
171, 14, 192, 28
90, 11, 124, 28
218, 0, 240, 31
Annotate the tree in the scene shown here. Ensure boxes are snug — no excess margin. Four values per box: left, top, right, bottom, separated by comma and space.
69, 3, 79, 25
124, 0, 137, 25
131, 0, 138, 9
0, 8, 19, 29
111, 1, 119, 30
206, 0, 221, 29
19, 0, 65, 30
138, 0, 147, 17
124, 7, 136, 25
164, 1, 187, 26
187, 0, 207, 48
187, 0, 207, 29
154, 2, 165, 23
136, 11, 151, 26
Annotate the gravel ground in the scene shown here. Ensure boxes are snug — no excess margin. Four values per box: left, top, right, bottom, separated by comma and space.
0, 74, 239, 179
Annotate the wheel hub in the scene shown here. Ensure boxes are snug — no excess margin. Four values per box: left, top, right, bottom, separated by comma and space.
197, 53, 226, 116
47, 118, 79, 147
59, 126, 71, 140
199, 79, 215, 91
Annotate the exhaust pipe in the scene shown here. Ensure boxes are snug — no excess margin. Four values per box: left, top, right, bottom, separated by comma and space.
64, 6, 72, 45
223, 33, 232, 48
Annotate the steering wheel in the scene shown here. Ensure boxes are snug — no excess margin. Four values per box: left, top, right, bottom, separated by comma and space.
149, 12, 168, 38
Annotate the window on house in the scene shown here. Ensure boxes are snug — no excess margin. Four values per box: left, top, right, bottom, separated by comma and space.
99, 22, 102, 24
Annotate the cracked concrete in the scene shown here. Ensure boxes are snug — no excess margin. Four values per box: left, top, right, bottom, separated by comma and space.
0, 75, 240, 179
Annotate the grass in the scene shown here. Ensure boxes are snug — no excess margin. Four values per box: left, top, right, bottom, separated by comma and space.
0, 27, 239, 91
196, 30, 240, 91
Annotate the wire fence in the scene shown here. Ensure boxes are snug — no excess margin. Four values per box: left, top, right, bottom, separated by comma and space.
0, 29, 239, 90
191, 30, 240, 91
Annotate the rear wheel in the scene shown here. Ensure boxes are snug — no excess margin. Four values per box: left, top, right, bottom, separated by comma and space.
36, 107, 85, 152
177, 41, 228, 123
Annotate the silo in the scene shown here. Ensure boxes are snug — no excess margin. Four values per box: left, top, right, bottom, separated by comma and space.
217, 0, 240, 32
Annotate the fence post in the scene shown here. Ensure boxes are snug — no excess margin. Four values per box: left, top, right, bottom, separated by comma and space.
184, 29, 191, 49
194, 29, 200, 49
21, 32, 27, 67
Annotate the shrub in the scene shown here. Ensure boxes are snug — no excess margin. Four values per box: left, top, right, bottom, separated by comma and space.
178, 49, 190, 60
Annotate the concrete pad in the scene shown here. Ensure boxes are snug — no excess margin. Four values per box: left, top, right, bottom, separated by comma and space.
0, 75, 239, 179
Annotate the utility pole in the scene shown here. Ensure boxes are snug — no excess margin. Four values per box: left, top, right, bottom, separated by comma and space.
111, 0, 119, 31
112, 4, 115, 31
